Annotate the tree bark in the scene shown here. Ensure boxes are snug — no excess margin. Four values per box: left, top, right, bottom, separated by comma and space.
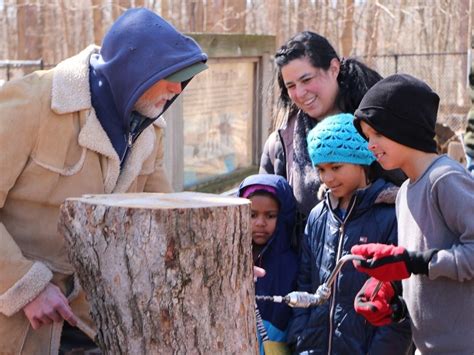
58, 192, 257, 354
340, 0, 353, 57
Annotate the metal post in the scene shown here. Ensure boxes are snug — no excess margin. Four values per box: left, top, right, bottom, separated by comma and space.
0, 59, 44, 81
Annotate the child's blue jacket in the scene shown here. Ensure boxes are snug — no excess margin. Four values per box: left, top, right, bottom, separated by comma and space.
239, 174, 298, 339
288, 178, 412, 355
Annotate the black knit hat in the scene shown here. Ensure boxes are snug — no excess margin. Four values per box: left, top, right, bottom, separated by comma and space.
354, 74, 440, 153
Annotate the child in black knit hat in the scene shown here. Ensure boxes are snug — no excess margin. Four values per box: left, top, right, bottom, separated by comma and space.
350, 73, 474, 354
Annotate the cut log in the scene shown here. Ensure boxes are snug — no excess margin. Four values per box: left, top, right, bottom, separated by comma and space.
58, 192, 256, 354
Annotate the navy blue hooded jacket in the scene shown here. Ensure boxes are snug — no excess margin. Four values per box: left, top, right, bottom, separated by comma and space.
89, 8, 207, 163
238, 174, 298, 333
288, 179, 412, 355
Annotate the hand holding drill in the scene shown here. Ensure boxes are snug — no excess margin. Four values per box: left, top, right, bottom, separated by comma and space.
354, 277, 407, 326
350, 243, 438, 281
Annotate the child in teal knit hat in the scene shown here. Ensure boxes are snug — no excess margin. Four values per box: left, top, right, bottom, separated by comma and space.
287, 113, 412, 354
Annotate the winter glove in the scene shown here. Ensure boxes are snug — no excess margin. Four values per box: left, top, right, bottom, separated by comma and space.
354, 277, 408, 326
351, 243, 438, 281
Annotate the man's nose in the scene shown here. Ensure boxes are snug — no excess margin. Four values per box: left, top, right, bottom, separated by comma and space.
168, 81, 182, 94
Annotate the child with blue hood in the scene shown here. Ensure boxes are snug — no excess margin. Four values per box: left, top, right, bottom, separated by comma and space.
287, 113, 412, 354
239, 174, 298, 354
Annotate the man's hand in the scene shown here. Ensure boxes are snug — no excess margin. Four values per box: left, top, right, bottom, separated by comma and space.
351, 243, 438, 281
23, 283, 78, 330
253, 266, 266, 282
354, 277, 407, 326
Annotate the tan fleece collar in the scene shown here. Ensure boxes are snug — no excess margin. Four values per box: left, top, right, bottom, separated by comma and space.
51, 45, 158, 193
51, 45, 99, 114
78, 109, 157, 194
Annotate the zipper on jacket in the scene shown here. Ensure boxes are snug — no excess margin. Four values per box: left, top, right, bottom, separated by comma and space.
327, 196, 357, 355
120, 132, 133, 165
120, 111, 148, 166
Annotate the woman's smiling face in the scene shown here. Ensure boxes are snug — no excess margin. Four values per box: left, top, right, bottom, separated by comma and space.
281, 56, 340, 120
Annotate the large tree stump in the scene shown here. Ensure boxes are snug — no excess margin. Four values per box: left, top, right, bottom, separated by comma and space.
58, 192, 256, 354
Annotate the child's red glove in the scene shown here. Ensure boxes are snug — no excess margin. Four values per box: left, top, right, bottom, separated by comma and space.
354, 277, 407, 326
351, 243, 438, 281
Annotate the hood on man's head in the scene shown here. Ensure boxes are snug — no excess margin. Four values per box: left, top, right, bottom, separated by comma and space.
96, 7, 208, 124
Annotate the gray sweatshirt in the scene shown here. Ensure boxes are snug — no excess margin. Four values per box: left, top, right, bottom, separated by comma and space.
396, 155, 474, 355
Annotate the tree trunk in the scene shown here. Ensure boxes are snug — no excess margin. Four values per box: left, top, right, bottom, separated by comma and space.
340, 0, 354, 57
58, 192, 257, 354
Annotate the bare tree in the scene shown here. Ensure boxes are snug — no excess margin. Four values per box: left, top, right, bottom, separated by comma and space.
340, 0, 354, 57
0, 0, 470, 136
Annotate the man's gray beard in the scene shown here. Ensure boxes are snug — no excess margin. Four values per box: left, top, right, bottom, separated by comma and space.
134, 99, 165, 119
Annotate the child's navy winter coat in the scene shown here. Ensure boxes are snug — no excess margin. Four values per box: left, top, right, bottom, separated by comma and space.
239, 174, 298, 347
288, 178, 412, 355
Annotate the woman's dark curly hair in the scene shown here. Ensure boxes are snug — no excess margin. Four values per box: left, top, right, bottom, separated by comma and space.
275, 31, 382, 117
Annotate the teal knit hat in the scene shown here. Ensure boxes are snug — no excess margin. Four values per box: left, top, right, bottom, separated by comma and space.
307, 113, 375, 166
